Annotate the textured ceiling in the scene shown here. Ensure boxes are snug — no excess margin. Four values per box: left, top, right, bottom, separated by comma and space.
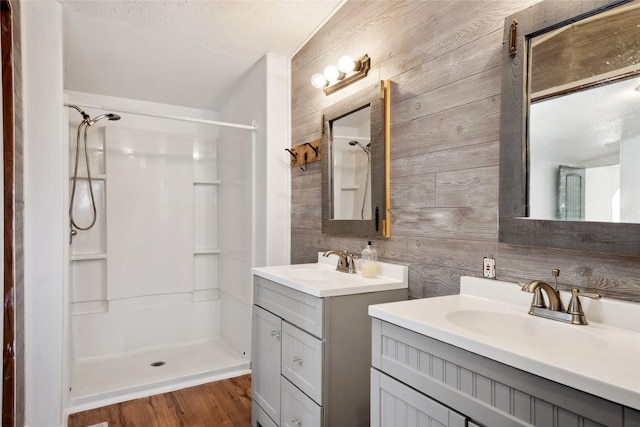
59, 0, 342, 110
531, 76, 640, 164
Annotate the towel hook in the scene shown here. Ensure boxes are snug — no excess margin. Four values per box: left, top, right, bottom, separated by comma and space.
305, 142, 319, 157
285, 148, 297, 163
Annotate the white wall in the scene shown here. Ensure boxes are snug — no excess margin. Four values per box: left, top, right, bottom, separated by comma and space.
620, 136, 640, 222
529, 154, 560, 220
219, 52, 291, 269
585, 165, 620, 222
217, 52, 290, 359
22, 1, 66, 425
264, 53, 292, 267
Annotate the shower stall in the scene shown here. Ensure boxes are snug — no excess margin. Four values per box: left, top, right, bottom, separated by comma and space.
64, 93, 256, 409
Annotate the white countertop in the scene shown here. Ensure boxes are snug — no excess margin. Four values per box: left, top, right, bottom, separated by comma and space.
252, 253, 408, 298
368, 276, 640, 410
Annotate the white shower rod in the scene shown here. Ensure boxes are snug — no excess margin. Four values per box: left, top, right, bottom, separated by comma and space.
333, 135, 371, 141
64, 102, 256, 131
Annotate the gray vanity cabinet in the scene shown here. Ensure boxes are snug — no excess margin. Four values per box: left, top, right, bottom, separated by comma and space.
370, 318, 640, 427
252, 275, 407, 427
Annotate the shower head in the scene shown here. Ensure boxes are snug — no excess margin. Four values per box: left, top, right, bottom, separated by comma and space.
88, 113, 121, 126
348, 140, 370, 154
67, 104, 121, 126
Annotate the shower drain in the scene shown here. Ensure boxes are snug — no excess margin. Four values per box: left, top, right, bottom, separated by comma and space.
150, 361, 166, 367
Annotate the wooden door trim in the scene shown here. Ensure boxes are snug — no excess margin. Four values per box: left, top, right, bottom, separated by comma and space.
1, 0, 15, 424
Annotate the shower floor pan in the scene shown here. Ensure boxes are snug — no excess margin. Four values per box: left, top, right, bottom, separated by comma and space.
69, 340, 250, 408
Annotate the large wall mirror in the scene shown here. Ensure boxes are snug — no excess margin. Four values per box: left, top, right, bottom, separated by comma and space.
500, 0, 640, 256
322, 80, 391, 238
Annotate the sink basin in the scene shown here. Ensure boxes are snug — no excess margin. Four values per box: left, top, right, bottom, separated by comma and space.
368, 276, 640, 411
445, 309, 607, 351
253, 254, 408, 298
285, 268, 349, 282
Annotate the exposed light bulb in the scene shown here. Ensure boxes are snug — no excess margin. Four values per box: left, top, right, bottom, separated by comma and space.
323, 65, 341, 83
312, 55, 369, 92
311, 73, 327, 89
337, 55, 356, 73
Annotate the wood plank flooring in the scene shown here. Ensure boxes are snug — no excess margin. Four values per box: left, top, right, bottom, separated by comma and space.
67, 374, 252, 427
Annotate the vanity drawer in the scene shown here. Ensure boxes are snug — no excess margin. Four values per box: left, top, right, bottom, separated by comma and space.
281, 321, 324, 405
281, 376, 322, 427
254, 276, 324, 338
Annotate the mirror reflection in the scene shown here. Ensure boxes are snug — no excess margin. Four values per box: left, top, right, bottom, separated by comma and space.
500, 0, 640, 255
322, 80, 390, 238
529, 77, 640, 222
331, 106, 372, 220
527, 1, 640, 223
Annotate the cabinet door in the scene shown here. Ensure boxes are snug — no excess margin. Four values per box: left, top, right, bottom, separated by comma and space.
253, 400, 278, 427
252, 306, 282, 425
371, 369, 467, 427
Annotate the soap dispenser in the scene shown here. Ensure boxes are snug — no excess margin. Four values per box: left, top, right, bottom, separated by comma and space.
361, 241, 378, 278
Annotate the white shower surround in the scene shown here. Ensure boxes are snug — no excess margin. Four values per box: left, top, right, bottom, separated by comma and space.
65, 91, 254, 410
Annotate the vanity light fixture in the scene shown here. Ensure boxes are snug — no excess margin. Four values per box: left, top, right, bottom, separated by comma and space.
310, 54, 371, 95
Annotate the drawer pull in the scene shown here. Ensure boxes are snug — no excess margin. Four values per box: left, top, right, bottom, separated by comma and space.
291, 417, 302, 425
271, 330, 280, 339
293, 356, 303, 364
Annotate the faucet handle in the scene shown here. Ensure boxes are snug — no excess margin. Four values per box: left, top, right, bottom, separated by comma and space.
567, 288, 600, 314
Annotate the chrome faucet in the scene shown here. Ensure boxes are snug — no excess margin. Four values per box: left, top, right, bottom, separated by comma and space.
521, 277, 600, 325
323, 250, 357, 274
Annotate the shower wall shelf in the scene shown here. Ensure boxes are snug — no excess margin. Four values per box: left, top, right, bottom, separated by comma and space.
287, 140, 321, 168
75, 174, 106, 180
70, 300, 108, 315
193, 138, 220, 304
71, 253, 107, 261
194, 248, 221, 255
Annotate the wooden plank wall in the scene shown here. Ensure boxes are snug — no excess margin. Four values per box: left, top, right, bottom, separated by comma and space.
291, 0, 640, 302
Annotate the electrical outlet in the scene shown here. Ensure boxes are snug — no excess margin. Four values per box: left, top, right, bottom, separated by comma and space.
483, 256, 496, 279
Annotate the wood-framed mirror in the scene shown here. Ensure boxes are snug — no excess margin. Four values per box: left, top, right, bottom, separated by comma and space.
322, 80, 390, 238
499, 0, 640, 256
